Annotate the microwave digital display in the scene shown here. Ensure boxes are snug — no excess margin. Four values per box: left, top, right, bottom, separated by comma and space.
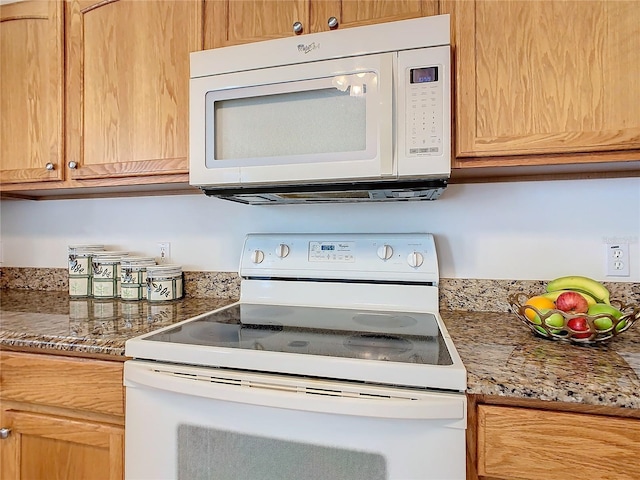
410, 67, 438, 84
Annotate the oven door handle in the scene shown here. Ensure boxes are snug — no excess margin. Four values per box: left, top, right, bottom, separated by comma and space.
125, 361, 466, 422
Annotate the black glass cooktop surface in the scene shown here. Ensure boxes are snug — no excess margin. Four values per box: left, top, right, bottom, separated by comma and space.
143, 303, 453, 366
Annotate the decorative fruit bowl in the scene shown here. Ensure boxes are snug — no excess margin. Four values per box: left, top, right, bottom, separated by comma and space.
509, 276, 639, 345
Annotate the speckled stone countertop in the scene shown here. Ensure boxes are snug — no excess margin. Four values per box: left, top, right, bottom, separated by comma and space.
441, 310, 640, 410
2, 288, 639, 410
0, 290, 233, 358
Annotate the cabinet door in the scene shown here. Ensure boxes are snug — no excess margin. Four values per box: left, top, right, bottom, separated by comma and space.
204, 1, 438, 49
0, 409, 123, 480
310, 0, 438, 33
449, 0, 640, 163
65, 0, 202, 181
204, 0, 310, 48
477, 405, 640, 480
0, 352, 124, 417
0, 0, 64, 184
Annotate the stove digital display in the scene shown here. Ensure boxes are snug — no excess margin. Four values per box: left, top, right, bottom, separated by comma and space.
309, 241, 355, 262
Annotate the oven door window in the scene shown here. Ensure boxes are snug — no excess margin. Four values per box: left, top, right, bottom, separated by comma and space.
177, 425, 386, 480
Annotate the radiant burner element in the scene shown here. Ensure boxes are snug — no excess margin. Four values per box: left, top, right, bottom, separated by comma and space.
353, 313, 419, 328
344, 334, 414, 360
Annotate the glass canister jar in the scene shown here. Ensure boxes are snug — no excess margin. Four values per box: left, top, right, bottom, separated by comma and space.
120, 257, 156, 301
92, 251, 129, 298
68, 244, 104, 297
146, 264, 183, 302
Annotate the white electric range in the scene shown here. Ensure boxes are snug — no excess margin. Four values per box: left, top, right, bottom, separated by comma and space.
124, 233, 467, 480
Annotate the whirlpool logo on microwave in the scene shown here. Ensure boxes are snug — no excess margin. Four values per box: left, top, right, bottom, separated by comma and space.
297, 42, 320, 54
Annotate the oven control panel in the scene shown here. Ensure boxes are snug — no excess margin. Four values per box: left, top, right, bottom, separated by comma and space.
240, 233, 439, 283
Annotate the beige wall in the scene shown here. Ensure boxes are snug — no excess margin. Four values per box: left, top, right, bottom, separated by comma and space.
1, 177, 638, 281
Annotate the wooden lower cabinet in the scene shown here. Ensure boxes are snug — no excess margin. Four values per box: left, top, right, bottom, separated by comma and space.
472, 402, 640, 480
0, 409, 123, 480
0, 352, 125, 480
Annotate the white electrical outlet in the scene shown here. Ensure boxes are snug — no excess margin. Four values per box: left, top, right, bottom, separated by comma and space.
158, 242, 171, 264
606, 243, 630, 277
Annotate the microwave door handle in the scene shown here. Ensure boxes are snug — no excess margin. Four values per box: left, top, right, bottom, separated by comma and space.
125, 361, 465, 422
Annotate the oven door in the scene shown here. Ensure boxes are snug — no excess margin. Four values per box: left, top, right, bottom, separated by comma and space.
124, 360, 466, 480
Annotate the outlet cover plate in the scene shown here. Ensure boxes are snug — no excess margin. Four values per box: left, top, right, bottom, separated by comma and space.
606, 243, 630, 277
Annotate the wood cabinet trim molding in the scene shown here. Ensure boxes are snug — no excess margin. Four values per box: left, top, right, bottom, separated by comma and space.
2, 410, 122, 448
0, 1, 49, 21
68, 158, 190, 180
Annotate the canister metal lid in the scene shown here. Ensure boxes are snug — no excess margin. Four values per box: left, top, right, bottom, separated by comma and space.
147, 264, 182, 278
121, 256, 156, 266
91, 251, 130, 262
68, 244, 105, 253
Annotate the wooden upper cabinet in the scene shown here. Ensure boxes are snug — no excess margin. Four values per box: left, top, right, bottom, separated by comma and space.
65, 0, 203, 181
205, 0, 310, 48
204, 0, 438, 49
0, 0, 64, 184
447, 0, 640, 164
310, 0, 437, 33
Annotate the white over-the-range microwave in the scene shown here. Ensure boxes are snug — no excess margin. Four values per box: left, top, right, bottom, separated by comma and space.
189, 15, 451, 204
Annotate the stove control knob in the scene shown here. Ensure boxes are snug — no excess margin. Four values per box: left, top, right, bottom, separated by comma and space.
377, 244, 393, 260
275, 243, 290, 258
251, 249, 265, 264
407, 251, 424, 268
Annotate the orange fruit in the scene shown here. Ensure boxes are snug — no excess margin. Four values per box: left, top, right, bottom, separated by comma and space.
524, 296, 556, 323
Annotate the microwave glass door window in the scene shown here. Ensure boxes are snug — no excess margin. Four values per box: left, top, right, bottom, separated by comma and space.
210, 75, 375, 161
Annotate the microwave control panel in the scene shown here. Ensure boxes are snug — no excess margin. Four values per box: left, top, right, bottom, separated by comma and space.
405, 65, 443, 156
396, 45, 451, 174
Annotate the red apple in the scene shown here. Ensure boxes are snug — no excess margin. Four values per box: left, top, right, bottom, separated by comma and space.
555, 291, 589, 314
567, 317, 591, 339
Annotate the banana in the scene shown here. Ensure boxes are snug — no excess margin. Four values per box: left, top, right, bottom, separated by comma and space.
546, 276, 610, 305
541, 289, 597, 306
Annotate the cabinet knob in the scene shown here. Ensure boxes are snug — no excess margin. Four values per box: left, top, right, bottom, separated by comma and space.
327, 16, 339, 29
292, 21, 303, 34
45, 162, 55, 171
0, 428, 10, 439
68, 161, 78, 169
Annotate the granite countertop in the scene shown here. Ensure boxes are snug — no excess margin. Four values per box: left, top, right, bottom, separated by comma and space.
1, 289, 639, 410
441, 310, 640, 410
0, 290, 233, 357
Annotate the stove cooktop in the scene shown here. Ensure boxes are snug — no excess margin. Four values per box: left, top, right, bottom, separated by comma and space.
125, 234, 467, 391
142, 303, 453, 366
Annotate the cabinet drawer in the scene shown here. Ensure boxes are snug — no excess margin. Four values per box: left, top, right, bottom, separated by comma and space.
477, 405, 640, 480
0, 352, 124, 417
